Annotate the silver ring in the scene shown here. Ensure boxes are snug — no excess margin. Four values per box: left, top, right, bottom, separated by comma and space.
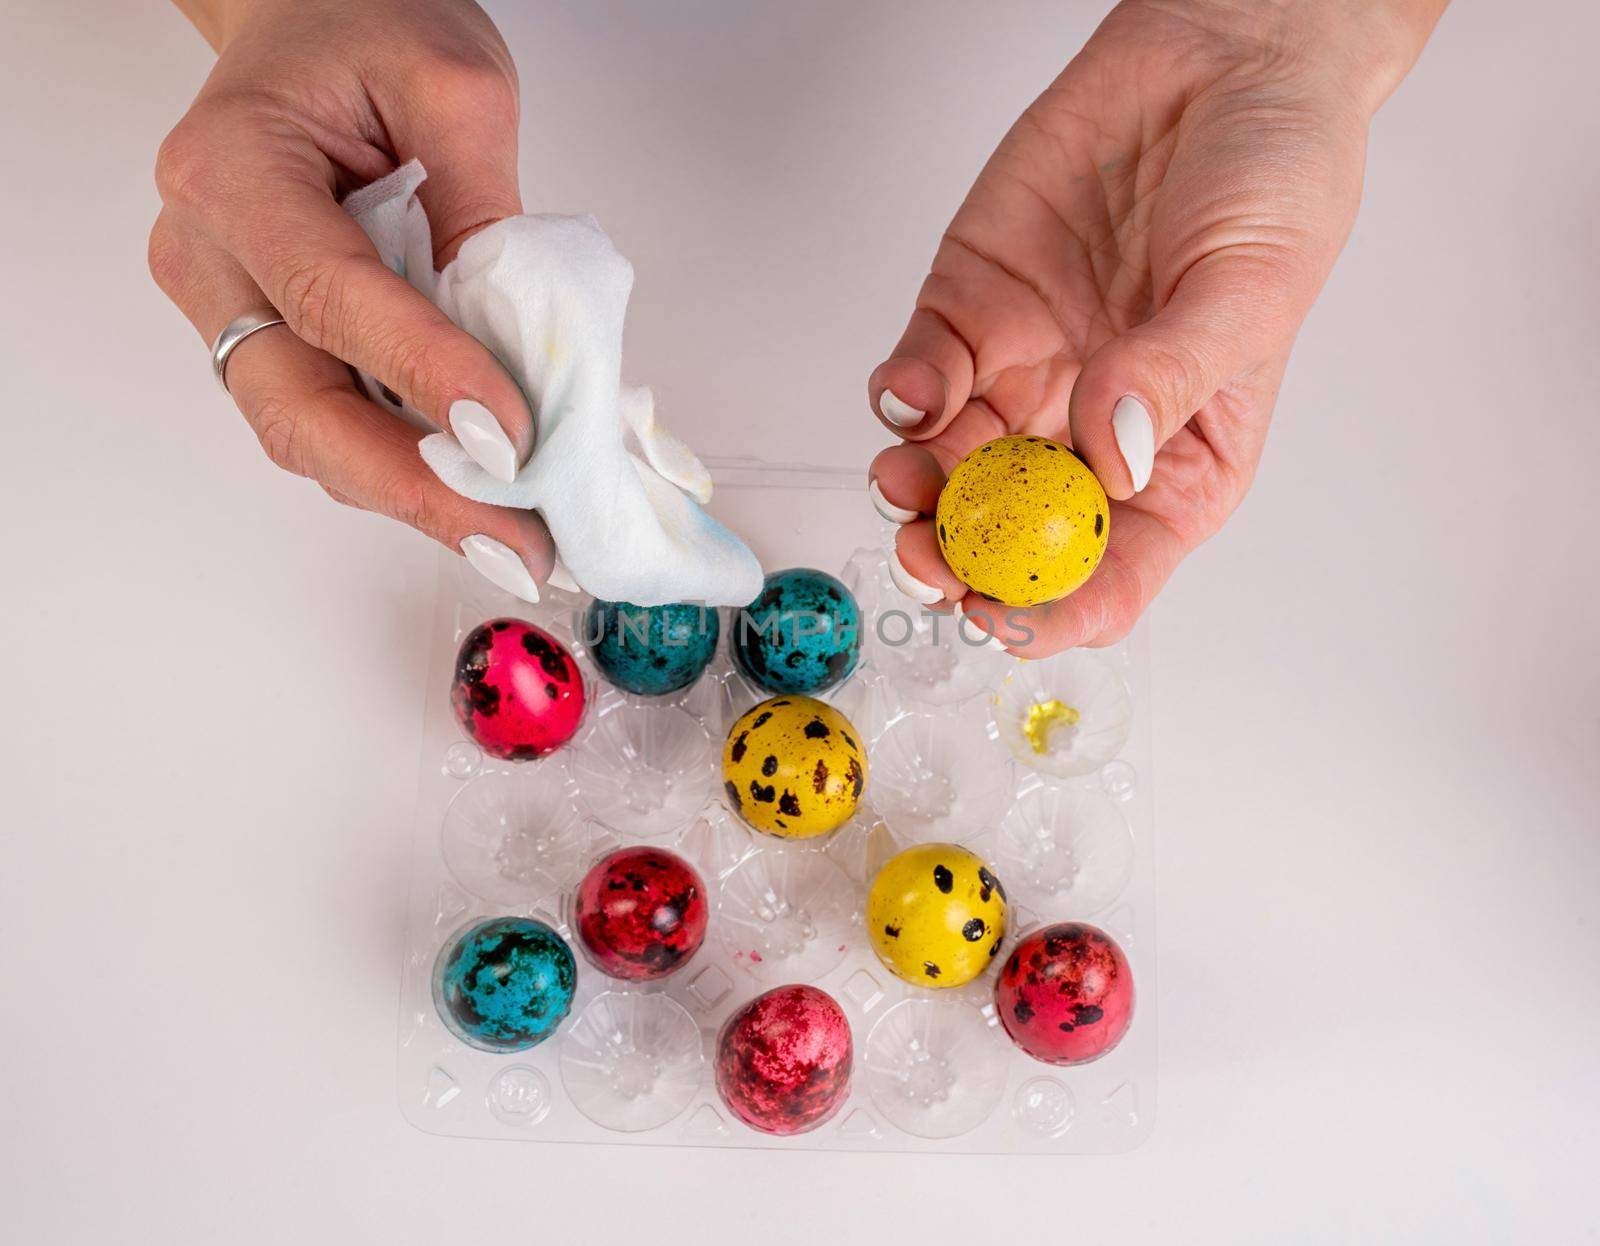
210, 310, 287, 394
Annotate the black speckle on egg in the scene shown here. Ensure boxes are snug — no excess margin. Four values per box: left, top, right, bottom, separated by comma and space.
761, 755, 778, 777
932, 864, 953, 894
883, 924, 900, 939
804, 719, 830, 739
962, 918, 985, 942
923, 961, 941, 979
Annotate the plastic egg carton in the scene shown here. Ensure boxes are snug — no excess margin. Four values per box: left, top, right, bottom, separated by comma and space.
397, 461, 1155, 1153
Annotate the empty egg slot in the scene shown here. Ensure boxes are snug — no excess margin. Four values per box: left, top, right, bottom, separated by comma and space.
559, 992, 705, 1132
716, 848, 854, 983
862, 998, 1009, 1139
572, 701, 715, 837
440, 766, 590, 906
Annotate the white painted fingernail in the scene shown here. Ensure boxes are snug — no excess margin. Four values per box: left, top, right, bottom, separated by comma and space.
449, 399, 519, 484
1112, 395, 1155, 492
869, 478, 918, 524
545, 560, 580, 593
954, 603, 1010, 652
461, 534, 540, 604
878, 389, 925, 428
886, 547, 946, 605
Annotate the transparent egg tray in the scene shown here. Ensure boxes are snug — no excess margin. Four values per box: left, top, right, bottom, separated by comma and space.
397, 462, 1155, 1153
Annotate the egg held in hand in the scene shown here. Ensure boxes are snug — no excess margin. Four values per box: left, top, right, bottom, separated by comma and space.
935, 435, 1109, 608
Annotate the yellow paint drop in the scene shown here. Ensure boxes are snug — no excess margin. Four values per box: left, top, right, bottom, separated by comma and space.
1023, 699, 1080, 754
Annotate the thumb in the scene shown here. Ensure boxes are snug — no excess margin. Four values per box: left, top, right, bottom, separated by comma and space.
385, 60, 527, 479
392, 62, 524, 267
1067, 248, 1316, 500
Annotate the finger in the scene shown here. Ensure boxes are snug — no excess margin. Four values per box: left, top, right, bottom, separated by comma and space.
869, 307, 974, 438
955, 504, 1188, 657
871, 212, 1075, 442
155, 111, 534, 483
1068, 247, 1315, 501
870, 388, 1016, 517
872, 400, 1009, 597
270, 353, 556, 602
867, 444, 944, 522
148, 214, 555, 602
888, 521, 966, 608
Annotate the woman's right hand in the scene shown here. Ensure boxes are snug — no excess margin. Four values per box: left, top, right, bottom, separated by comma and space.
150, 0, 552, 603
867, 0, 1444, 656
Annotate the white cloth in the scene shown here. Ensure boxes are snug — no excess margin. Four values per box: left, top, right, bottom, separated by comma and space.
342, 160, 762, 607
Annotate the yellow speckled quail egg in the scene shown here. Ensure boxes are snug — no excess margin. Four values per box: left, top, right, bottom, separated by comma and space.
935, 435, 1109, 607
721, 695, 867, 839
867, 843, 1007, 988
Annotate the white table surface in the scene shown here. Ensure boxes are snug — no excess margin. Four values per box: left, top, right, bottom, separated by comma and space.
2, 2, 1596, 1241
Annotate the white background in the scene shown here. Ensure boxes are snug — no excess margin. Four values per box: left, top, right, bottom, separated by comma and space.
2, 1, 1597, 1241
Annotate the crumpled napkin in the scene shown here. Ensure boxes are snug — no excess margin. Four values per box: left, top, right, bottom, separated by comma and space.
343, 160, 762, 607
